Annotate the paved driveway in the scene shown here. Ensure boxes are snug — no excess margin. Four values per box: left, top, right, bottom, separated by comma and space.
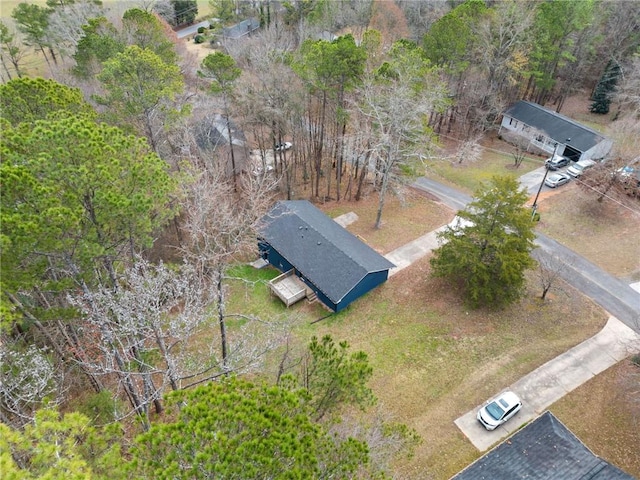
454, 317, 640, 451
518, 165, 549, 194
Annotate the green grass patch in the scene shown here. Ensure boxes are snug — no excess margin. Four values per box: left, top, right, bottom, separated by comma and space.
225, 264, 286, 317
424, 147, 540, 194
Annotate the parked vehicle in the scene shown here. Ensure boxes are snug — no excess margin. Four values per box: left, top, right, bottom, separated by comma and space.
544, 172, 571, 188
274, 142, 292, 152
545, 154, 570, 170
477, 391, 522, 430
616, 165, 636, 178
567, 159, 596, 177
616, 166, 640, 197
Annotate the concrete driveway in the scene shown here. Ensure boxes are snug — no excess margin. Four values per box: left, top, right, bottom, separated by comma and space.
518, 165, 547, 195
454, 316, 640, 451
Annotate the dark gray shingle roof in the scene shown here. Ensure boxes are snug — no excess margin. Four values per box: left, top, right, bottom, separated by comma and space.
222, 18, 260, 39
503, 101, 608, 153
452, 411, 635, 480
259, 200, 395, 304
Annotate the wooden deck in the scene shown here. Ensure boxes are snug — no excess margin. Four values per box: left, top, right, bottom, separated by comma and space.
269, 270, 309, 307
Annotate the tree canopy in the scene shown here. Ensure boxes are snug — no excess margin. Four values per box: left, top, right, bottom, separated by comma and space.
129, 377, 369, 479
590, 59, 621, 114
0, 408, 124, 480
96, 44, 185, 151
0, 77, 94, 126
298, 335, 375, 421
171, 0, 197, 26
1, 109, 178, 324
422, 0, 488, 73
430, 176, 536, 309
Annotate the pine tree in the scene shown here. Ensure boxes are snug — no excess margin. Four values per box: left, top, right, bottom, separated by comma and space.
430, 176, 536, 309
590, 59, 621, 114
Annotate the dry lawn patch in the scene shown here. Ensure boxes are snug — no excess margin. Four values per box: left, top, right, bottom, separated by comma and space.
322, 187, 453, 253
551, 360, 640, 478
308, 254, 607, 479
299, 192, 610, 479
537, 185, 640, 280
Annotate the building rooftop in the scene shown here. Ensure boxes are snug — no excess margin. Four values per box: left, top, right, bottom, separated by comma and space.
259, 200, 395, 304
452, 411, 634, 480
504, 101, 608, 153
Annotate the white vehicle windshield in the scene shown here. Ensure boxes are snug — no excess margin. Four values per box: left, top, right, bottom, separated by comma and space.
486, 401, 505, 421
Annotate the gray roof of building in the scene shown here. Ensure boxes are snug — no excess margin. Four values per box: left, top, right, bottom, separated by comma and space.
503, 101, 608, 153
195, 114, 246, 149
452, 411, 635, 480
259, 200, 395, 304
223, 18, 260, 39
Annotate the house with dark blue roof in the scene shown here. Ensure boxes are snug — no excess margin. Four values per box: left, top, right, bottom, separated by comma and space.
499, 101, 612, 162
258, 200, 395, 312
452, 411, 634, 480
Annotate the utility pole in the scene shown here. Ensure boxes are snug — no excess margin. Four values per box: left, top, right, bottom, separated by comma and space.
531, 138, 570, 221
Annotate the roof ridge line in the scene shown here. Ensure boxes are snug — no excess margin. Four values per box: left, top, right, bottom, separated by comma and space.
519, 100, 609, 139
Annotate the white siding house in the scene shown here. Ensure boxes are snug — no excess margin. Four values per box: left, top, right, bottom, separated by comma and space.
499, 101, 612, 162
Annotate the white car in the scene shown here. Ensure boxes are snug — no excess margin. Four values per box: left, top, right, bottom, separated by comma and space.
567, 159, 596, 177
477, 391, 522, 430
544, 172, 571, 188
274, 142, 292, 152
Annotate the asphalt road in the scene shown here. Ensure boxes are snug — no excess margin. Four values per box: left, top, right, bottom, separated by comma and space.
413, 177, 471, 210
533, 234, 640, 329
412, 176, 640, 332
175, 20, 211, 39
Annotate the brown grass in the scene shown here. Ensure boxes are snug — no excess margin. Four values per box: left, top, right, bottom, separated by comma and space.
536, 184, 640, 280
550, 360, 640, 478
322, 186, 453, 253
297, 191, 624, 479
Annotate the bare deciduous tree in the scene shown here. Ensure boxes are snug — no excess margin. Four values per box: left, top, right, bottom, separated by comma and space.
0, 343, 59, 428
329, 406, 422, 477
452, 136, 483, 165
45, 0, 105, 60
534, 251, 568, 301
181, 166, 278, 372
356, 42, 448, 228
512, 146, 526, 169
68, 258, 209, 408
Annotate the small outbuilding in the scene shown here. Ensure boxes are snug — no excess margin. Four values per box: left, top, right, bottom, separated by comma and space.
499, 101, 612, 162
452, 411, 634, 480
194, 113, 248, 176
258, 200, 395, 312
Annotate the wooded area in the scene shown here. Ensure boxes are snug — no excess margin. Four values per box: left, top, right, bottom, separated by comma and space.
1, 0, 639, 477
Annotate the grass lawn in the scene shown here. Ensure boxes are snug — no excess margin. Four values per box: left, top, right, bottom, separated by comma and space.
226, 190, 627, 479
314, 261, 607, 478
550, 360, 640, 478
536, 185, 640, 280
423, 140, 542, 195
322, 187, 453, 253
